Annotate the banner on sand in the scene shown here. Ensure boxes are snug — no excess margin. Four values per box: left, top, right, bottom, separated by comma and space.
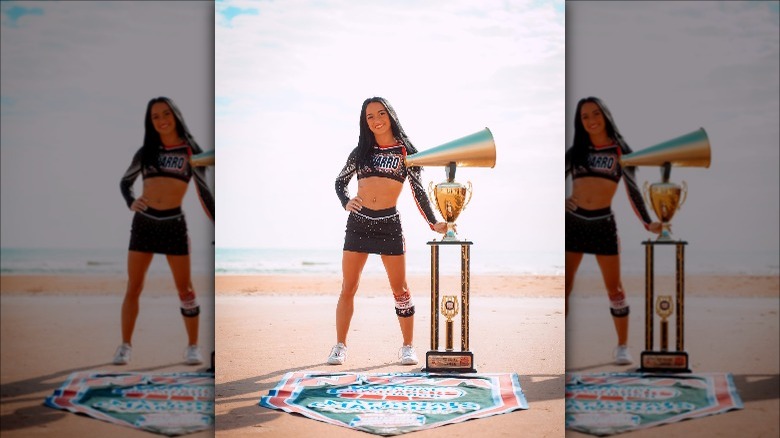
565, 372, 743, 436
45, 371, 214, 436
260, 372, 528, 436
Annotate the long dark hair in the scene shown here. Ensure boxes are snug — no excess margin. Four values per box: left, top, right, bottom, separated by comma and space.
569, 96, 633, 166
355, 97, 419, 167
141, 96, 202, 168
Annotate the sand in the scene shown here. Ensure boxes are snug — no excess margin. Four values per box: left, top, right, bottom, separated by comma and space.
1, 272, 777, 437
213, 273, 565, 438
565, 273, 779, 437
0, 273, 215, 438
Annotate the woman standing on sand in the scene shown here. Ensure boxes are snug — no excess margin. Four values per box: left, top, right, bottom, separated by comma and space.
565, 96, 662, 365
115, 96, 214, 365
329, 97, 447, 366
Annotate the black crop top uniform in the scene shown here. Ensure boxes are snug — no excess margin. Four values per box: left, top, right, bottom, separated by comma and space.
565, 143, 653, 255
120, 142, 215, 255
335, 140, 438, 255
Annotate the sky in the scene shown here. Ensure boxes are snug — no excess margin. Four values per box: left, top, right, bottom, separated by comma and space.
0, 2, 215, 251
214, 0, 566, 254
566, 1, 779, 273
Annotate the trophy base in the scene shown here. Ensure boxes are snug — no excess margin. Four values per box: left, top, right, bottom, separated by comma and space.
422, 351, 476, 373
638, 351, 691, 373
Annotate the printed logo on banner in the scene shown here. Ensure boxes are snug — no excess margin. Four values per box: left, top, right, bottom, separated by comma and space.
260, 372, 528, 436
44, 371, 214, 436
565, 372, 743, 436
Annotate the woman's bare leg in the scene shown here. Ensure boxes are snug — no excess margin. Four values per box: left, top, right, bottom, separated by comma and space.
122, 251, 154, 344
336, 251, 369, 345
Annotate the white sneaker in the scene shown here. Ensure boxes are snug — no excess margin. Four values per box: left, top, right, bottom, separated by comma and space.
113, 343, 132, 365
399, 345, 419, 365
613, 345, 633, 365
185, 345, 203, 365
327, 343, 347, 365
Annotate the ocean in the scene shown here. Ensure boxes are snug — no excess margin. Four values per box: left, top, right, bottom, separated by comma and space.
1, 246, 776, 277
0, 247, 214, 276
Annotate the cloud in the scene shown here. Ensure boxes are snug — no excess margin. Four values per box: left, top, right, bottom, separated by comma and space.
566, 1, 779, 258
1, 2, 44, 28
1, 2, 214, 249
216, 3, 259, 27
215, 0, 566, 253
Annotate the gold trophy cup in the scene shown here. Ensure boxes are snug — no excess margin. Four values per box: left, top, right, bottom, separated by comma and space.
644, 178, 687, 241
429, 174, 473, 241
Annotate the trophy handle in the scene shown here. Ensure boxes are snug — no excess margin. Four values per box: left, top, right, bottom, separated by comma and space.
643, 181, 651, 206
463, 181, 473, 210
679, 181, 688, 210
428, 181, 437, 206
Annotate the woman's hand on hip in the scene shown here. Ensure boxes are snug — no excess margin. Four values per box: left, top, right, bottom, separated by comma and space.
345, 196, 363, 212
565, 196, 577, 212
130, 196, 149, 212
433, 222, 448, 234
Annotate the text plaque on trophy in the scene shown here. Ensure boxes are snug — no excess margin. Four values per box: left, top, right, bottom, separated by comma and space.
422, 240, 476, 373
639, 240, 691, 373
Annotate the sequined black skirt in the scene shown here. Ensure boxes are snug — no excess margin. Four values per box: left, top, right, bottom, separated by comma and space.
129, 207, 190, 255
343, 207, 405, 255
565, 207, 619, 255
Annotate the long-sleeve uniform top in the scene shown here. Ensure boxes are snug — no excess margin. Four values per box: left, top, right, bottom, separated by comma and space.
120, 142, 215, 221
335, 140, 438, 230
565, 143, 653, 230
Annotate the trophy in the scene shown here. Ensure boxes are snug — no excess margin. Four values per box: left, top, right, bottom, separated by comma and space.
407, 128, 496, 373
406, 127, 496, 242
621, 128, 710, 373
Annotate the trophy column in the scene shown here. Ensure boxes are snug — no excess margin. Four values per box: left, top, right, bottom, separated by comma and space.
422, 240, 476, 373
639, 240, 691, 373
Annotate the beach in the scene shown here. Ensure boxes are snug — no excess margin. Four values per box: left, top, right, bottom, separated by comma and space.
214, 273, 566, 438
565, 273, 779, 437
2, 272, 777, 437
0, 273, 215, 438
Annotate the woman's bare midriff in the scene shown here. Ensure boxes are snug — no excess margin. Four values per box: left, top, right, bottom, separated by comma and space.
142, 177, 189, 209
357, 177, 404, 210
571, 177, 619, 210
